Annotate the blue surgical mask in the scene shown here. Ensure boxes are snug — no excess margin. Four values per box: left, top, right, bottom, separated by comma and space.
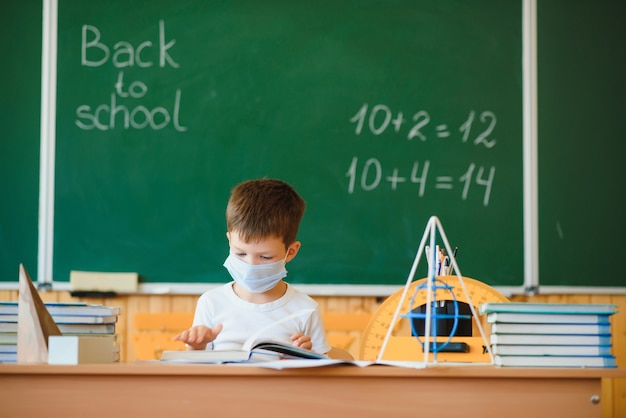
223, 252, 288, 293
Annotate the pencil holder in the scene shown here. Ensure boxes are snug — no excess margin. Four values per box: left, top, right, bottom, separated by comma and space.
400, 277, 471, 356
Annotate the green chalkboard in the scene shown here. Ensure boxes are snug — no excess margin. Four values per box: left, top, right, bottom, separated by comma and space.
0, 0, 42, 282
51, 0, 524, 287
537, 0, 626, 287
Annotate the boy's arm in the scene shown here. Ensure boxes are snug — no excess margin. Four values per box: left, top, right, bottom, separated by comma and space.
174, 324, 223, 350
290, 332, 313, 350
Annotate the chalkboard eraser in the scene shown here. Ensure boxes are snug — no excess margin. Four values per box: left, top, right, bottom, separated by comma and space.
70, 290, 118, 298
70, 270, 139, 293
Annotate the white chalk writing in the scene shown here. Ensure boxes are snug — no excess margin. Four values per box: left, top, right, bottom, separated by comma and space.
75, 20, 187, 132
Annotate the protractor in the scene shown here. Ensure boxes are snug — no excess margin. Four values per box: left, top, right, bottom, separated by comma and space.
359, 275, 510, 362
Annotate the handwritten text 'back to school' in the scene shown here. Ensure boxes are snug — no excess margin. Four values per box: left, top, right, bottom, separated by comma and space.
75, 20, 186, 132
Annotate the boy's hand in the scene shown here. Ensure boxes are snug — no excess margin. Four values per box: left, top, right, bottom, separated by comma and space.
290, 332, 312, 350
174, 324, 223, 350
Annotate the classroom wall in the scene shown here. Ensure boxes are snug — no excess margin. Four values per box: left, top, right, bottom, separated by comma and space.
1, 290, 624, 416
1, 1, 624, 415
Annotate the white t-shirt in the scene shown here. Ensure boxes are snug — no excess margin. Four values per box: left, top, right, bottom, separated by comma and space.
192, 282, 331, 355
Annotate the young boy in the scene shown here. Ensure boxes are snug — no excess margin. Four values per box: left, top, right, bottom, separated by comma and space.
175, 178, 344, 358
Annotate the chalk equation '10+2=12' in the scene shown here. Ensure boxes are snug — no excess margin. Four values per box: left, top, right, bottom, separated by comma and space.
350, 103, 497, 149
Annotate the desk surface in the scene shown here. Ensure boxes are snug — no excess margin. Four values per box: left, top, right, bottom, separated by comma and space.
1, 361, 624, 378
1, 363, 624, 418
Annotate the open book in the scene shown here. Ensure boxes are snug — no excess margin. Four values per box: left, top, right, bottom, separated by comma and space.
160, 308, 328, 363
160, 340, 328, 363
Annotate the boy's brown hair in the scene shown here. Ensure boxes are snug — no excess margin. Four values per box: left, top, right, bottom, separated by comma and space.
226, 179, 306, 247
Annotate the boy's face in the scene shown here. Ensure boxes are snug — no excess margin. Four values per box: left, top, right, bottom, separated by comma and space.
227, 230, 301, 266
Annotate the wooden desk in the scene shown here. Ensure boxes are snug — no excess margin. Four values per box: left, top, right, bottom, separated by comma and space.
0, 363, 623, 417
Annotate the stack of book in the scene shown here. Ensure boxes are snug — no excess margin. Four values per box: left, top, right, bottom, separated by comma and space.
479, 302, 617, 368
0, 301, 121, 363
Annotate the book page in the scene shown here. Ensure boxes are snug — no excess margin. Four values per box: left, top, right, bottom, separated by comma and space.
241, 308, 315, 351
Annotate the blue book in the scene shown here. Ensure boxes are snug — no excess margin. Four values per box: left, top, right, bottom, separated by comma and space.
0, 301, 120, 316
0, 352, 17, 363
494, 354, 616, 368
491, 344, 612, 356
490, 333, 612, 346
0, 333, 17, 344
0, 343, 17, 353
489, 322, 611, 336
0, 313, 118, 324
486, 312, 612, 325
479, 302, 617, 315
0, 322, 115, 334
